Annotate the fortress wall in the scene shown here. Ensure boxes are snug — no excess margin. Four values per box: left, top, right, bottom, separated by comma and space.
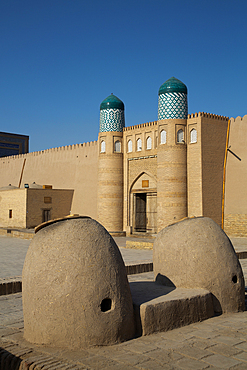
124, 122, 158, 152
201, 115, 228, 226
123, 121, 157, 131
224, 115, 247, 236
187, 115, 203, 217
0, 141, 99, 220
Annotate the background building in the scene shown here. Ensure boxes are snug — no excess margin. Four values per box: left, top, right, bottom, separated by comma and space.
0, 132, 29, 158
0, 184, 73, 229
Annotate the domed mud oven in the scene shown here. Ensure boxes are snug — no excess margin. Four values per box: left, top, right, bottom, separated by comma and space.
22, 216, 135, 349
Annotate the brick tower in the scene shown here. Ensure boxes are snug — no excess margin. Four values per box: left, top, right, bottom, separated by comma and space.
157, 77, 188, 231
97, 94, 125, 233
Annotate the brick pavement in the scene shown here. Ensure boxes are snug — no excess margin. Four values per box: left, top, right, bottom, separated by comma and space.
0, 234, 247, 369
0, 287, 247, 369
0, 236, 30, 279
0, 235, 154, 279
0, 235, 246, 279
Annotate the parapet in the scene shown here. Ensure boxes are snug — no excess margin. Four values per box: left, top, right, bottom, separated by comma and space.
188, 112, 229, 121
0, 140, 98, 162
124, 121, 157, 131
230, 114, 247, 123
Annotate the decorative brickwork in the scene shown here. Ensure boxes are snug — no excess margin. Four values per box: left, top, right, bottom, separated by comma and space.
100, 108, 125, 132
158, 92, 188, 120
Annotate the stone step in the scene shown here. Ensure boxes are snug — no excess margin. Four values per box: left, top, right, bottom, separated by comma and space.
130, 280, 214, 336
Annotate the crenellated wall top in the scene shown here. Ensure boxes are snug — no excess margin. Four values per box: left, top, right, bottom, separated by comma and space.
123, 121, 158, 131
0, 140, 98, 162
188, 112, 229, 120
230, 114, 247, 123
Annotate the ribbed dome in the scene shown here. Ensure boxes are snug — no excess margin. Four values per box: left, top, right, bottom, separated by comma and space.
159, 77, 187, 95
100, 94, 124, 110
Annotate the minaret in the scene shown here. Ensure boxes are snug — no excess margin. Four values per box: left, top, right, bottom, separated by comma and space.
157, 77, 188, 231
97, 94, 125, 234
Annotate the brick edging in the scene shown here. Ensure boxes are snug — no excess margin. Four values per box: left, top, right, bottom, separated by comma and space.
237, 251, 247, 259
0, 277, 22, 296
126, 262, 153, 275
0, 341, 80, 369
1, 252, 246, 296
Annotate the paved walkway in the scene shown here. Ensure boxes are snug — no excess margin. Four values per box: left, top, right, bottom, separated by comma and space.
0, 236, 154, 279
0, 237, 30, 279
0, 235, 246, 279
1, 288, 247, 369
0, 234, 247, 369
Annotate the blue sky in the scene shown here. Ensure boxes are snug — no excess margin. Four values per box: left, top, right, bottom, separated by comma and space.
0, 0, 246, 152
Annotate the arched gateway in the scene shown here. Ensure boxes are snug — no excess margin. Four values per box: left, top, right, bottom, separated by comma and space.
129, 172, 157, 234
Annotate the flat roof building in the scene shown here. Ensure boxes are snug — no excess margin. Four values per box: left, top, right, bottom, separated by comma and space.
0, 132, 29, 158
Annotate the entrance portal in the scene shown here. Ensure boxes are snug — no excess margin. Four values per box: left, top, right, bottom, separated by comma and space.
135, 193, 146, 232
133, 192, 157, 233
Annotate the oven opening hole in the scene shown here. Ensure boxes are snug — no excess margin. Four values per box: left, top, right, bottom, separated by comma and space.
232, 275, 237, 284
101, 298, 112, 312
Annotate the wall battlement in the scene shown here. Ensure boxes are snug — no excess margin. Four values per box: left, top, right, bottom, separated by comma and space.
188, 112, 228, 120
0, 140, 98, 162
231, 114, 247, 123
124, 121, 157, 131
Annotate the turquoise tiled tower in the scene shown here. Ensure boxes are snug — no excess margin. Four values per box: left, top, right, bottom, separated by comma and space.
100, 94, 125, 132
158, 77, 188, 120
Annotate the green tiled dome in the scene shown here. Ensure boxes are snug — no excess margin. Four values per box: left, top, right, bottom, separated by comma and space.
100, 94, 124, 110
158, 77, 188, 119
158, 77, 187, 95
99, 94, 125, 133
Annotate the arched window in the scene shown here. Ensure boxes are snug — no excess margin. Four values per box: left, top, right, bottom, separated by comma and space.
160, 130, 167, 144
100, 140, 105, 153
146, 136, 152, 150
177, 129, 184, 143
190, 129, 197, 143
115, 140, 121, 152
137, 138, 142, 151
127, 139, 132, 153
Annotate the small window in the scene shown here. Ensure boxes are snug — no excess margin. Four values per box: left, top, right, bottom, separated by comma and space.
9, 209, 12, 219
127, 139, 132, 153
160, 130, 167, 144
177, 129, 184, 143
137, 138, 142, 151
190, 129, 197, 143
115, 140, 121, 152
146, 136, 152, 150
100, 140, 106, 153
44, 197, 52, 204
